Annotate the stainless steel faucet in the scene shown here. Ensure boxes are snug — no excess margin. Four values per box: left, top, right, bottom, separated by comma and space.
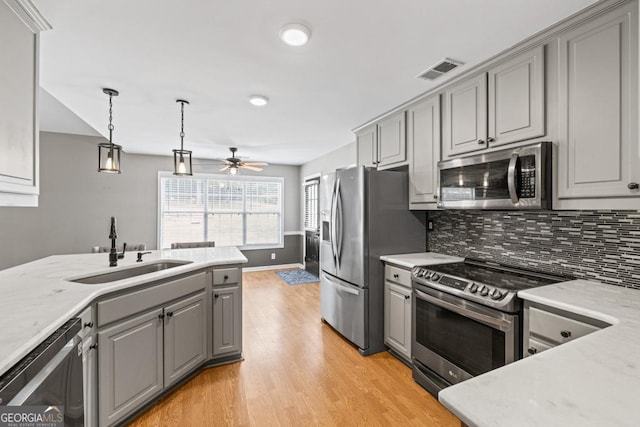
108, 217, 126, 267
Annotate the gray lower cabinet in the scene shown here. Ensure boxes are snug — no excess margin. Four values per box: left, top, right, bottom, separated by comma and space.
98, 290, 207, 426
163, 292, 207, 387
383, 265, 412, 361
557, 1, 640, 199
212, 285, 242, 356
98, 308, 164, 426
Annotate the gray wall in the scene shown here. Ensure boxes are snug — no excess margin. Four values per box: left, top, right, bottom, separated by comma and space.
299, 141, 357, 180
0, 131, 301, 270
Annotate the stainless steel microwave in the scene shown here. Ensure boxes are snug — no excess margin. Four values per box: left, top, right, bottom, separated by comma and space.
437, 142, 552, 209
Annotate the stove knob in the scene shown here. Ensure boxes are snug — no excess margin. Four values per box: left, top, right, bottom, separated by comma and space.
490, 289, 504, 300
480, 286, 489, 297
469, 283, 479, 293
431, 273, 441, 281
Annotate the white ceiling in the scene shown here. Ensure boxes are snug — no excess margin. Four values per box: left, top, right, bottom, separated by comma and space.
35, 0, 600, 165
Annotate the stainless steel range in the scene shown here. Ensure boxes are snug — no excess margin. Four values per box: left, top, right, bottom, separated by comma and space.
411, 259, 568, 396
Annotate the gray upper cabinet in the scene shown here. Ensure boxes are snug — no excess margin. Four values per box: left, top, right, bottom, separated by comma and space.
557, 2, 640, 199
443, 45, 545, 158
377, 111, 407, 169
163, 291, 207, 387
98, 308, 164, 427
488, 45, 545, 147
0, 1, 43, 207
356, 125, 377, 168
408, 95, 441, 209
443, 73, 488, 157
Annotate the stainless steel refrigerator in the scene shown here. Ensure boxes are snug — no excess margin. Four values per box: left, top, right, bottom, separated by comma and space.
320, 166, 426, 355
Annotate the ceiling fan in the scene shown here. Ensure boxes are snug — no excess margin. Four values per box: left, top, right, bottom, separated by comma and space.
218, 147, 268, 175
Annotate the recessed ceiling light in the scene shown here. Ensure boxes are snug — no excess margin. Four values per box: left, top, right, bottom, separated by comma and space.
249, 95, 269, 107
279, 23, 311, 47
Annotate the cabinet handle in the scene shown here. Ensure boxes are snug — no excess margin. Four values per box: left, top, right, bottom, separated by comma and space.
628, 182, 639, 190
560, 330, 572, 338
214, 293, 219, 299
158, 313, 165, 320
89, 343, 98, 350
404, 295, 410, 300
166, 312, 173, 318
433, 195, 438, 199
84, 322, 93, 328
393, 274, 399, 279
527, 347, 537, 355
224, 275, 229, 280
487, 137, 495, 143
477, 139, 485, 145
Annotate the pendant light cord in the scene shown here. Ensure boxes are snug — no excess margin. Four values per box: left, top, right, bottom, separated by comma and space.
108, 94, 114, 151
180, 101, 185, 151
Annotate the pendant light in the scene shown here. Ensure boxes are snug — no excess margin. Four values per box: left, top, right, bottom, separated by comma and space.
97, 88, 122, 173
173, 99, 193, 176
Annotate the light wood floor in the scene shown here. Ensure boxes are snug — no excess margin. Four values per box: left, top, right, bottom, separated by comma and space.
129, 270, 461, 426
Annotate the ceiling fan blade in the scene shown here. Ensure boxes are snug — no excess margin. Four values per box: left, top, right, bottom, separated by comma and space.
241, 162, 269, 166
240, 165, 263, 172
219, 165, 230, 172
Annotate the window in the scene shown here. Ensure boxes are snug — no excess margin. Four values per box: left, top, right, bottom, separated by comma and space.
304, 178, 319, 230
159, 173, 283, 250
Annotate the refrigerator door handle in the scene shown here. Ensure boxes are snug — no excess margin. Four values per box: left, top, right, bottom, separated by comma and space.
330, 178, 338, 267
335, 179, 343, 267
322, 272, 360, 296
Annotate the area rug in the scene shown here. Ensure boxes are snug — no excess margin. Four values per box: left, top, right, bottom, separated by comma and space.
276, 269, 320, 285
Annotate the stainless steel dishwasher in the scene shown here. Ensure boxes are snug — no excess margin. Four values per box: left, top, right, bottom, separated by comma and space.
0, 318, 84, 426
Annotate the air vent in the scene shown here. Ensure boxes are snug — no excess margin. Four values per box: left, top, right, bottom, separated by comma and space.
417, 58, 464, 80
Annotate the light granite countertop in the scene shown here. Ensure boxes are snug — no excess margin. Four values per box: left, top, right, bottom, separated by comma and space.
379, 252, 463, 269
0, 247, 247, 378
439, 279, 640, 427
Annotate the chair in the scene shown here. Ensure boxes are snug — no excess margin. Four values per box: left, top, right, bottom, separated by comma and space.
170, 241, 216, 249
91, 243, 147, 253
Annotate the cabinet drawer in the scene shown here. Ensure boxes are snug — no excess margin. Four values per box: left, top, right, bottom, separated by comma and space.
529, 306, 600, 345
213, 268, 240, 286
97, 273, 206, 327
384, 265, 411, 287
525, 337, 553, 357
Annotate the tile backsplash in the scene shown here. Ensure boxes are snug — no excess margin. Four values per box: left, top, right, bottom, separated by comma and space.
427, 210, 640, 290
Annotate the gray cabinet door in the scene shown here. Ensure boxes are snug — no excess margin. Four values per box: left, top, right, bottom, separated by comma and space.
98, 308, 163, 426
356, 125, 377, 167
443, 73, 488, 157
213, 285, 242, 356
557, 2, 640, 198
384, 281, 411, 359
377, 111, 407, 169
488, 45, 545, 147
408, 95, 440, 208
163, 292, 207, 387
0, 1, 39, 206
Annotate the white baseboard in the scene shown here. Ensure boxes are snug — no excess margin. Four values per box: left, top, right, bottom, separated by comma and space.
243, 263, 304, 272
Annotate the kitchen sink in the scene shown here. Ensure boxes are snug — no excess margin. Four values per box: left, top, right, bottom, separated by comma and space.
69, 260, 192, 284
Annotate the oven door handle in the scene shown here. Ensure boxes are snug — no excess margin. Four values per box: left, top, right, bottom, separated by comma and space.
414, 289, 513, 331
507, 152, 519, 204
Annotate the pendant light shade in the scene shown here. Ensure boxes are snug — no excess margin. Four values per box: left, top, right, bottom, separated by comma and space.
98, 88, 122, 173
173, 99, 193, 176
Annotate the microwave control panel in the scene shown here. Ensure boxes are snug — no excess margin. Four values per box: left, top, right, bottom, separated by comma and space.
519, 155, 536, 198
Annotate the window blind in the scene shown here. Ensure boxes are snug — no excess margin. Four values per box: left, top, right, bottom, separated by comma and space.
304, 178, 319, 230
159, 173, 283, 250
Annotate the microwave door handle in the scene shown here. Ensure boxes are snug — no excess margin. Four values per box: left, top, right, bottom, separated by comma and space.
414, 289, 513, 331
507, 152, 519, 204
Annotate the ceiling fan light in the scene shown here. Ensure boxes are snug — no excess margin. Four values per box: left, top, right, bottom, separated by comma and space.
279, 23, 311, 46
249, 95, 269, 107
229, 166, 239, 176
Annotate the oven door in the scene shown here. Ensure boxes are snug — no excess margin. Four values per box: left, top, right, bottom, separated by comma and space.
412, 284, 518, 388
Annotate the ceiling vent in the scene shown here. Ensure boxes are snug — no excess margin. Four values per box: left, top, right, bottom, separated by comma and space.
417, 58, 464, 80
